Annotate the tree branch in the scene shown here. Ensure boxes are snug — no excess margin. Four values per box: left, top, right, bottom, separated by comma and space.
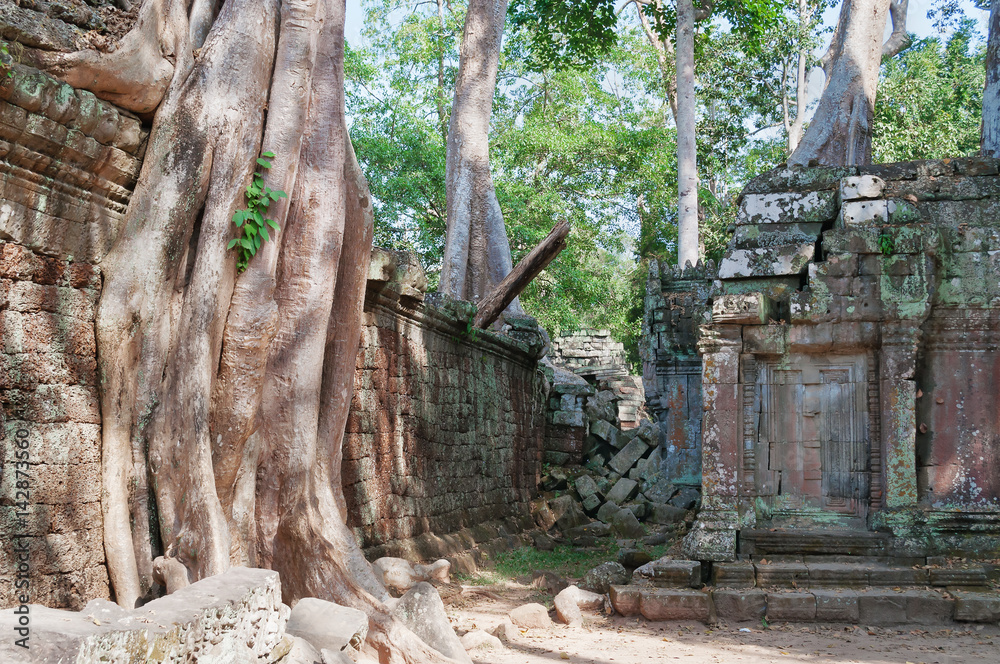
882, 0, 911, 59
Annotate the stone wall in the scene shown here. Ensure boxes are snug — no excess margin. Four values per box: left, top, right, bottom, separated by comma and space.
0, 65, 144, 608
550, 330, 645, 428
641, 262, 715, 486
677, 158, 1000, 562
343, 250, 549, 562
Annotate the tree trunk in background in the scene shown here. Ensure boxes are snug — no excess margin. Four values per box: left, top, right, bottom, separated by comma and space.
440, 0, 522, 314
788, 0, 891, 167
983, 0, 1000, 156
785, 0, 812, 153
44, 0, 453, 661
676, 0, 699, 268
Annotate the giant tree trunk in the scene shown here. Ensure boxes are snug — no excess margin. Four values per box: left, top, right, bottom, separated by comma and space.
439, 0, 522, 313
983, 0, 1000, 156
788, 0, 891, 166
45, 0, 455, 661
676, 0, 699, 268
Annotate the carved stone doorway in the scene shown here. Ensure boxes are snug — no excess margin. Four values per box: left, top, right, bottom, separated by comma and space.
755, 354, 870, 528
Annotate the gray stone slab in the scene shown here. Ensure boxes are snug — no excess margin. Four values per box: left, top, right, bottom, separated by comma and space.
900, 590, 954, 625
286, 598, 368, 653
605, 477, 640, 506
639, 588, 712, 622
952, 590, 1000, 623
712, 562, 756, 588
858, 590, 908, 625
805, 563, 869, 587
756, 563, 809, 588
647, 502, 687, 525
813, 589, 859, 623
574, 475, 599, 499
633, 559, 700, 588
719, 243, 815, 280
766, 592, 816, 622
609, 507, 645, 539
867, 565, 929, 586
609, 585, 642, 617
712, 589, 766, 622
929, 566, 988, 587
608, 438, 649, 476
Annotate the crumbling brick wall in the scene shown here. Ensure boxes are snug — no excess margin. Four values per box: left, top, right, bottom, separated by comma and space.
342, 250, 549, 561
0, 65, 144, 609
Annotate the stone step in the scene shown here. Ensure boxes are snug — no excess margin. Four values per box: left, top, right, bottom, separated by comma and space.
713, 561, 990, 590
739, 529, 891, 558
610, 584, 1000, 626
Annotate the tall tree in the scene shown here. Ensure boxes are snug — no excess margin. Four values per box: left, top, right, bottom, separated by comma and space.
439, 0, 521, 308
788, 0, 905, 166
983, 0, 1000, 155
675, 0, 698, 267
35, 0, 452, 660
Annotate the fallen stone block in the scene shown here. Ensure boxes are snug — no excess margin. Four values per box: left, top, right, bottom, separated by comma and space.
813, 589, 859, 622
574, 474, 600, 499
668, 486, 700, 510
642, 479, 676, 504
597, 500, 622, 524
490, 617, 520, 642
393, 582, 472, 664
712, 589, 766, 622
608, 439, 649, 476
554, 585, 605, 627
0, 567, 288, 664
373, 557, 451, 597
590, 419, 618, 445
639, 588, 712, 622
609, 507, 645, 539
581, 493, 601, 512
617, 549, 653, 569
633, 559, 700, 588
286, 597, 368, 653
581, 562, 630, 594
461, 629, 503, 650
550, 494, 590, 531
766, 591, 816, 622
609, 585, 642, 617
648, 503, 687, 525
605, 478, 640, 506
509, 603, 552, 629
565, 522, 612, 539
281, 636, 322, 664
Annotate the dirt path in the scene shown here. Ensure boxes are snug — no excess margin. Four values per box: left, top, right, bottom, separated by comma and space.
447, 583, 1000, 664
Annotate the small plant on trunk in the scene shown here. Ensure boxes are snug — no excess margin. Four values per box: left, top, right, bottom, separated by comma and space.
229, 151, 286, 271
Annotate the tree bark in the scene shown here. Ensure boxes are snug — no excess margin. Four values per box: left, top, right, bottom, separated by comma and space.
42, 0, 458, 661
439, 0, 522, 315
676, 0, 699, 268
789, 0, 891, 167
473, 219, 569, 329
983, 0, 1000, 156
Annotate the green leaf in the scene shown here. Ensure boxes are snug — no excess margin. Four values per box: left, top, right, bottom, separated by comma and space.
266, 219, 280, 230
241, 238, 253, 250
260, 197, 270, 208
256, 158, 272, 168
253, 234, 262, 249
272, 189, 288, 199
261, 151, 276, 158
232, 210, 245, 226
254, 175, 265, 187
245, 224, 257, 237
253, 209, 264, 224
260, 226, 270, 242
227, 238, 239, 249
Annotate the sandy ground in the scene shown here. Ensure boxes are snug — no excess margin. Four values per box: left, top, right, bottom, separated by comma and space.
446, 583, 1000, 664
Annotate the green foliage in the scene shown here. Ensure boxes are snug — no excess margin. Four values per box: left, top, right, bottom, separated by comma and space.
508, 0, 618, 70
228, 151, 286, 272
491, 542, 621, 579
0, 41, 18, 79
877, 232, 895, 256
873, 21, 985, 163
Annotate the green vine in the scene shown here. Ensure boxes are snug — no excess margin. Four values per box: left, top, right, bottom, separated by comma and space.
228, 151, 286, 271
1, 41, 19, 80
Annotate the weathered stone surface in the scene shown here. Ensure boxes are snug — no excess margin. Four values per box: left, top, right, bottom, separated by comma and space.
756, 563, 809, 588
638, 588, 712, 622
899, 590, 954, 624
605, 477, 640, 505
553, 585, 605, 627
668, 486, 700, 510
461, 629, 503, 650
712, 293, 775, 325
0, 568, 287, 663
509, 603, 552, 630
766, 592, 816, 622
633, 559, 700, 588
952, 590, 1000, 622
718, 243, 815, 280
646, 503, 686, 525
549, 495, 590, 532
372, 558, 450, 597
712, 562, 756, 588
490, 617, 520, 642
813, 589, 859, 622
713, 589, 766, 621
393, 582, 472, 664
609, 585, 642, 617
840, 175, 886, 200
608, 507, 645, 539
858, 590, 908, 625
608, 439, 649, 476
581, 562, 630, 594
286, 598, 368, 653
737, 191, 838, 225
574, 474, 600, 499
282, 636, 323, 664
596, 501, 622, 524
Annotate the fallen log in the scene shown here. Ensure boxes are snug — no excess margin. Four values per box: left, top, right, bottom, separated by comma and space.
474, 219, 571, 329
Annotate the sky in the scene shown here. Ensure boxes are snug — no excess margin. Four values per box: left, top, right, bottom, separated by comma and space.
345, 0, 990, 50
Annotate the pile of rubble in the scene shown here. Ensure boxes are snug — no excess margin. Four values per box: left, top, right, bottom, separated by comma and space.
539, 385, 702, 543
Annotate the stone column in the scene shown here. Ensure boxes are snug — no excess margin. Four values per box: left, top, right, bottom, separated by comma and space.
880, 323, 921, 509
683, 325, 742, 561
